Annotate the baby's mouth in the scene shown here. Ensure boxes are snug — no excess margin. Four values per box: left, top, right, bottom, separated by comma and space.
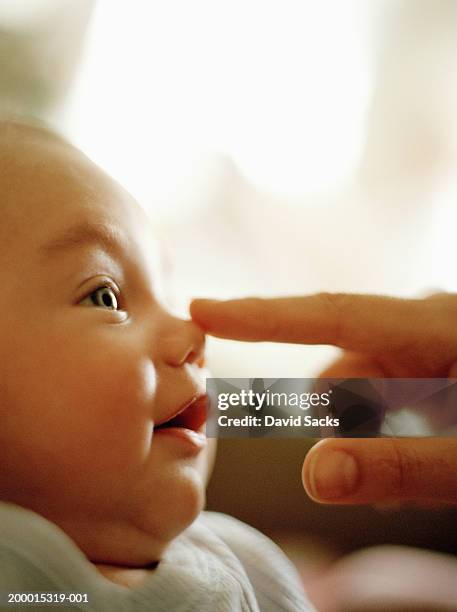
155, 394, 208, 434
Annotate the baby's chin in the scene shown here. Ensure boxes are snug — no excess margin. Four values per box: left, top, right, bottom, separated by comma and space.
13, 436, 211, 568
100, 463, 206, 566
57, 484, 205, 569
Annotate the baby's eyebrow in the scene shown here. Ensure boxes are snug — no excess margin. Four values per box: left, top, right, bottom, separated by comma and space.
39, 221, 126, 261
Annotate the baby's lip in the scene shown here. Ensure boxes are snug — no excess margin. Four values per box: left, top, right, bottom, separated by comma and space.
155, 394, 209, 433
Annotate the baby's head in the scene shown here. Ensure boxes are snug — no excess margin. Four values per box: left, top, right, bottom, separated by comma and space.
0, 120, 211, 567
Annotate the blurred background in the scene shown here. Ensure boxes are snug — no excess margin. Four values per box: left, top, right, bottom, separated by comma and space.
2, 0, 457, 605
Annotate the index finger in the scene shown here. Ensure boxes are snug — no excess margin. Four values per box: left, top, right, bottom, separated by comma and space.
190, 293, 427, 354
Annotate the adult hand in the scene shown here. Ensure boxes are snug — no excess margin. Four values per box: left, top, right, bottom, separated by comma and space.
190, 292, 457, 506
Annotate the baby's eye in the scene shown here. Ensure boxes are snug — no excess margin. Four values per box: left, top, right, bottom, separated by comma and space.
81, 285, 119, 311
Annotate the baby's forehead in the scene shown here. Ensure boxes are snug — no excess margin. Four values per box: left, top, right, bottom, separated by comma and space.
0, 121, 103, 188
2, 123, 131, 209
0, 119, 64, 148
0, 123, 92, 207
0, 120, 73, 180
0, 127, 75, 249
0, 121, 156, 261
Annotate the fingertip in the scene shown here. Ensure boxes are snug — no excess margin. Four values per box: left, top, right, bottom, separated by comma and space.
190, 298, 220, 308
303, 438, 451, 506
303, 440, 360, 503
189, 298, 220, 320
301, 440, 330, 500
302, 444, 317, 499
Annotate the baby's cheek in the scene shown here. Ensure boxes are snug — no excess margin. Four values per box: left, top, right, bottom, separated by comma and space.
99, 354, 156, 417
62, 350, 157, 465
90, 354, 155, 426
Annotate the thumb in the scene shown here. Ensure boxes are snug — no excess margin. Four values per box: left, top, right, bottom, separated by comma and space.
302, 438, 457, 505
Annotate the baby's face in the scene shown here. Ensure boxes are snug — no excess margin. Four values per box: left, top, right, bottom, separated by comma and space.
0, 126, 210, 565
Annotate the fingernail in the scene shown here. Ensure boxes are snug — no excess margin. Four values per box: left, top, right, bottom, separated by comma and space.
308, 449, 359, 500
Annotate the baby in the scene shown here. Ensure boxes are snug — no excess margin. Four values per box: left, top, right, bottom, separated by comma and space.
0, 120, 313, 611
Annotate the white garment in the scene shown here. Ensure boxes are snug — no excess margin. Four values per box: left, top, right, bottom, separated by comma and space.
0, 503, 314, 611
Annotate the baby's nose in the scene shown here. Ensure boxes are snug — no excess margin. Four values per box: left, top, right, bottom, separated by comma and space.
160, 316, 206, 368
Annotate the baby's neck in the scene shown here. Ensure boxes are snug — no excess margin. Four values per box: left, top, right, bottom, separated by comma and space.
94, 561, 159, 589
53, 513, 167, 570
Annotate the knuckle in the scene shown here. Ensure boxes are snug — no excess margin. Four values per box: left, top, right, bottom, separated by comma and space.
385, 439, 417, 498
426, 291, 457, 322
316, 292, 349, 345
413, 296, 457, 370
249, 298, 279, 340
264, 302, 281, 340
424, 290, 449, 300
